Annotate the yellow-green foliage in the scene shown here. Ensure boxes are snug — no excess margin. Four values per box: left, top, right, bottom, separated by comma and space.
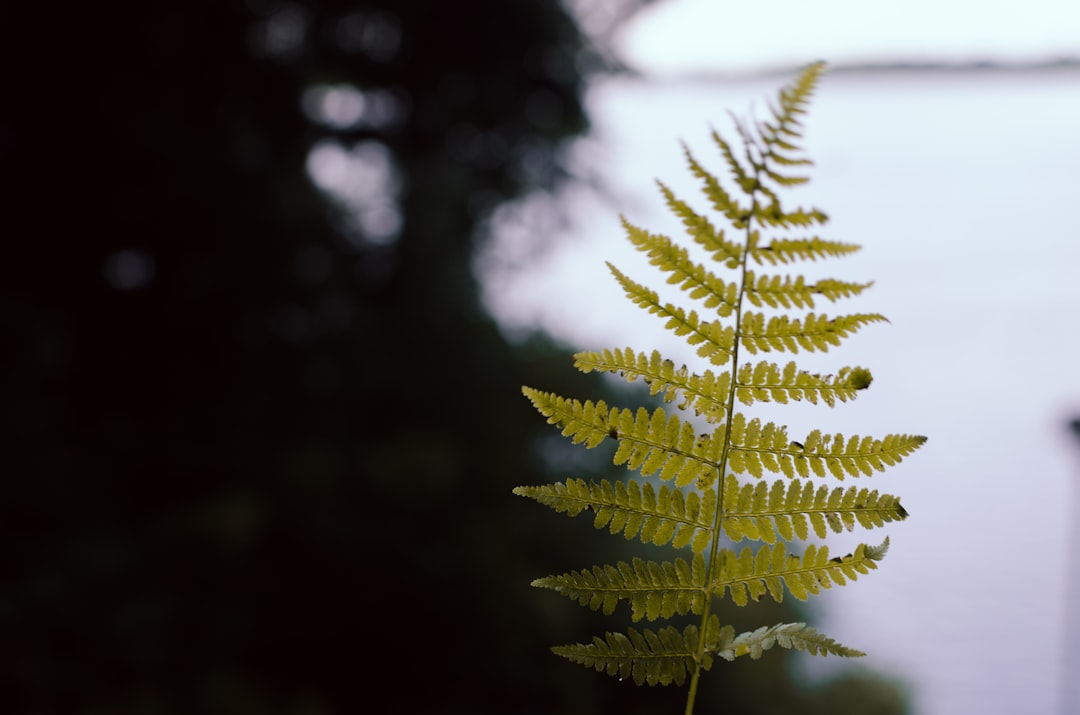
515, 62, 924, 712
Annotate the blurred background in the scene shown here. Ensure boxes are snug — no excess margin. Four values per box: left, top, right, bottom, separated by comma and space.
1, 1, 1077, 714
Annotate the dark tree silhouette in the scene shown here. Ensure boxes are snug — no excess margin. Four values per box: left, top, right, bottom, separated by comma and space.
1, 2, 600, 712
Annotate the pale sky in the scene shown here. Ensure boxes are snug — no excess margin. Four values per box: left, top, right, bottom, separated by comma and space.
614, 0, 1080, 75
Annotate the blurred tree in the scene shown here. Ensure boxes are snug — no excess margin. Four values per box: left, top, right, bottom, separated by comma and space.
0, 1, 910, 713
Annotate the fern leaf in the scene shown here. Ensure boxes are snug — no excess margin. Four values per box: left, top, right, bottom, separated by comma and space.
729, 424, 925, 480
750, 236, 860, 265
610, 405, 723, 487
761, 60, 822, 144
738, 311, 888, 355
552, 624, 702, 686
864, 536, 892, 561
521, 387, 619, 449
754, 204, 830, 229
607, 263, 735, 365
657, 182, 743, 268
744, 271, 873, 309
512, 478, 715, 552
533, 554, 707, 622
791, 430, 927, 479
720, 475, 909, 543
715, 622, 864, 661
725, 413, 796, 478
762, 163, 811, 187
523, 388, 724, 486
734, 361, 873, 407
574, 348, 731, 423
712, 127, 759, 197
748, 60, 827, 190
621, 218, 739, 317
681, 144, 751, 229
714, 541, 887, 605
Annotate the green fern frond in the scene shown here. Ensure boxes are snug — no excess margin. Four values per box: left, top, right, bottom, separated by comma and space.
712, 127, 759, 196
574, 348, 731, 423
513, 478, 715, 552
521, 387, 618, 449
533, 554, 707, 622
713, 541, 886, 606
719, 475, 908, 543
754, 204, 830, 229
622, 218, 739, 317
789, 430, 927, 479
552, 624, 703, 686
863, 536, 892, 561
751, 236, 860, 265
608, 406, 723, 487
657, 182, 743, 268
521, 388, 726, 486
607, 263, 735, 365
744, 271, 873, 309
774, 60, 824, 121
518, 63, 923, 711
716, 622, 865, 661
728, 421, 925, 479
738, 311, 888, 355
734, 361, 873, 406
750, 60, 826, 183
681, 144, 751, 229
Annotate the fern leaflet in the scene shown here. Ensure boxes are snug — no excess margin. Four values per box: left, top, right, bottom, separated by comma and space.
513, 478, 715, 552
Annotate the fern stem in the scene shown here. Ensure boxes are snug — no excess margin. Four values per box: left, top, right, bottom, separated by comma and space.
684, 166, 762, 715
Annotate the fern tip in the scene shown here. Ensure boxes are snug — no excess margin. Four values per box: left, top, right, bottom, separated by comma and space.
865, 536, 891, 561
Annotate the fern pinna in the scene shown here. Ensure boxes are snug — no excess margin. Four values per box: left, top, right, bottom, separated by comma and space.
515, 62, 925, 713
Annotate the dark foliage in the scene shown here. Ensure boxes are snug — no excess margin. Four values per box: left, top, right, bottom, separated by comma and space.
1, 2, 602, 712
